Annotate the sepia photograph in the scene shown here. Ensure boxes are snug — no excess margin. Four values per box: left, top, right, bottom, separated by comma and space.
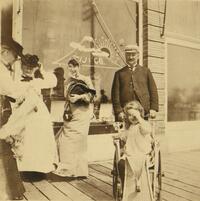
0, 0, 200, 200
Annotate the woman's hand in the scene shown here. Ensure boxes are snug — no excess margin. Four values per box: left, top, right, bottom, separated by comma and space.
15, 96, 25, 106
38, 62, 43, 71
5, 136, 14, 144
69, 94, 82, 103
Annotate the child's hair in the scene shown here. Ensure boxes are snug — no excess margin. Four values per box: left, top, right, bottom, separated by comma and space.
123, 100, 144, 129
124, 101, 144, 117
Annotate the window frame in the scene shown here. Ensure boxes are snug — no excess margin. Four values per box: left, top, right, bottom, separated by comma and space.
165, 32, 200, 151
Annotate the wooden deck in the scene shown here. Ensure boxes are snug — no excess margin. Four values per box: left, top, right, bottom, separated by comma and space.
22, 150, 200, 201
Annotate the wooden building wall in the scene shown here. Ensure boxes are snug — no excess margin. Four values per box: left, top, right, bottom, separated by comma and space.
143, 0, 166, 151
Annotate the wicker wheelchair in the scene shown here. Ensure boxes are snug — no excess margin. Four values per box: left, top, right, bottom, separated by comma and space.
111, 120, 162, 201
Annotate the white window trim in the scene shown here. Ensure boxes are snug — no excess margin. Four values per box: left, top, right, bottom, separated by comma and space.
129, 0, 143, 65
138, 0, 143, 66
12, 0, 23, 81
166, 33, 200, 50
12, 0, 23, 43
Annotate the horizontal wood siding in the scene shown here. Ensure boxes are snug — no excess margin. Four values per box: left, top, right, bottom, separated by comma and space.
147, 26, 165, 42
148, 57, 165, 73
148, 0, 166, 11
143, 0, 166, 140
148, 41, 165, 57
153, 73, 165, 90
147, 10, 164, 27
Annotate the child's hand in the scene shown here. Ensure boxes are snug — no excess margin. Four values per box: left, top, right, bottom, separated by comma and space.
113, 132, 127, 142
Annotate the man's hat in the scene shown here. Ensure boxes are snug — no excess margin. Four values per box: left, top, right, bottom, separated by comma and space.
1, 36, 24, 57
124, 44, 139, 53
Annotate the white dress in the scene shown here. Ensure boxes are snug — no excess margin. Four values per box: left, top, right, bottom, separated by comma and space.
53, 74, 94, 177
1, 72, 58, 173
122, 124, 152, 201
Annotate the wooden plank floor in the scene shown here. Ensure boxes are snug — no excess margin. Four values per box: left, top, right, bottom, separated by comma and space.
22, 150, 200, 201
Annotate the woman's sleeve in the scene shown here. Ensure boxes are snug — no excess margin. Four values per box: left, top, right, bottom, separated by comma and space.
32, 72, 57, 89
0, 74, 23, 99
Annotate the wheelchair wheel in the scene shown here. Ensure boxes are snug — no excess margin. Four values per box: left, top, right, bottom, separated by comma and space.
150, 150, 162, 201
155, 150, 162, 201
112, 153, 123, 201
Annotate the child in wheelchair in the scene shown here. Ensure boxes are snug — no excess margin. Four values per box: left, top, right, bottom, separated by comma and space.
113, 100, 153, 201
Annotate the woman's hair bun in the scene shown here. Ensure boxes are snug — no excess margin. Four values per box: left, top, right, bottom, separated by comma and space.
68, 57, 79, 67
21, 54, 39, 68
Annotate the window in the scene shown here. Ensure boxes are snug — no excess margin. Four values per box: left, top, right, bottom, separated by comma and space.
22, 0, 137, 101
167, 44, 200, 121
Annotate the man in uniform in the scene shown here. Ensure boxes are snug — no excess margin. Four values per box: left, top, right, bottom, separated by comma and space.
0, 37, 25, 200
111, 45, 159, 121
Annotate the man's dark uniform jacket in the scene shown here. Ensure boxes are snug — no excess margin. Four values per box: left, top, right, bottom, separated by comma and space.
111, 65, 159, 120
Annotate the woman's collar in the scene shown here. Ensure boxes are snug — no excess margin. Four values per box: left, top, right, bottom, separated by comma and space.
69, 73, 86, 80
69, 72, 79, 79
1, 58, 13, 71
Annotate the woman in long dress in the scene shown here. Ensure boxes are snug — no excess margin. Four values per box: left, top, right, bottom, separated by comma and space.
117, 101, 153, 201
53, 58, 96, 178
0, 54, 58, 174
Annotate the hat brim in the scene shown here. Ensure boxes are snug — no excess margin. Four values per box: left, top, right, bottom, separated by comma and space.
125, 50, 138, 53
1, 37, 24, 57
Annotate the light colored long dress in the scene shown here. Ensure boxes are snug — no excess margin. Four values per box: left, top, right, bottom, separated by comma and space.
122, 124, 152, 201
54, 75, 94, 177
0, 72, 58, 173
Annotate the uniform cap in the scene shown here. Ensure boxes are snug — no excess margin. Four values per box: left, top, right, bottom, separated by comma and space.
124, 45, 139, 53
